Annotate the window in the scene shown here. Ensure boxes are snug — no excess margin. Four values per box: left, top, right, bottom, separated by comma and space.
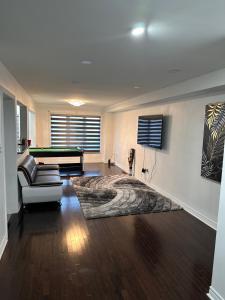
16, 104, 21, 142
51, 115, 101, 152
28, 110, 36, 147
16, 101, 28, 144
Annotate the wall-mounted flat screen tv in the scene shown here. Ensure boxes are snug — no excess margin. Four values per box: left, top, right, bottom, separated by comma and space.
137, 115, 163, 149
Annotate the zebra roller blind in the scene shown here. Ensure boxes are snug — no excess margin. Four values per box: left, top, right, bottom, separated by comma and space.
51, 115, 101, 152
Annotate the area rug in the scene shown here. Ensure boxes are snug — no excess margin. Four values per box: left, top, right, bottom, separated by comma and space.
71, 174, 182, 219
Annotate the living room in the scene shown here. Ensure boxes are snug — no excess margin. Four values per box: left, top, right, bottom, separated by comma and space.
0, 1, 225, 299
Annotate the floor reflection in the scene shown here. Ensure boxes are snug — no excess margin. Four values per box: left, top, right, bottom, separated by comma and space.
134, 216, 162, 267
65, 226, 89, 255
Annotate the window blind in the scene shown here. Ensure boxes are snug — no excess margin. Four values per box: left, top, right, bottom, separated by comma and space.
51, 115, 101, 152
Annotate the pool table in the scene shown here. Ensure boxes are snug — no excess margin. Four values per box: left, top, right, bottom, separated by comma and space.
29, 147, 84, 175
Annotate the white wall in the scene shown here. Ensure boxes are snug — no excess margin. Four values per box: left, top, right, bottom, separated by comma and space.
0, 61, 36, 212
208, 145, 225, 300
0, 62, 35, 111
35, 103, 113, 164
0, 61, 35, 259
113, 95, 225, 228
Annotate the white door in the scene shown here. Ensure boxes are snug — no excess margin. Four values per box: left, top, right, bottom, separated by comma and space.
0, 93, 7, 259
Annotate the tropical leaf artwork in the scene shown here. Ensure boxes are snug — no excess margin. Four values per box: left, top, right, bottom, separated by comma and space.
201, 103, 225, 182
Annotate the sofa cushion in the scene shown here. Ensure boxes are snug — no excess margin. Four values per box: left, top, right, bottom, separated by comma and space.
36, 170, 60, 176
37, 164, 59, 170
32, 175, 63, 186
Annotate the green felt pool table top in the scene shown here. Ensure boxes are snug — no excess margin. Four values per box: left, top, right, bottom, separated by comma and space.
29, 147, 83, 152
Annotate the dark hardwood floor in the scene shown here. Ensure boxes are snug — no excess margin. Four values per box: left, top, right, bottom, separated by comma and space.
0, 163, 215, 300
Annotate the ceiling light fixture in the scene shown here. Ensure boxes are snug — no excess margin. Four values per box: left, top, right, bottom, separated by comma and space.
71, 80, 81, 85
131, 24, 146, 37
66, 99, 85, 107
133, 85, 141, 89
168, 68, 181, 74
81, 60, 93, 65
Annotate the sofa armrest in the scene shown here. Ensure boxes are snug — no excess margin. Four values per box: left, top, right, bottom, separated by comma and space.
18, 170, 29, 187
22, 185, 63, 204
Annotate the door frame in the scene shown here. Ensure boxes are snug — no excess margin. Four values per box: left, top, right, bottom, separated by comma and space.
0, 90, 8, 259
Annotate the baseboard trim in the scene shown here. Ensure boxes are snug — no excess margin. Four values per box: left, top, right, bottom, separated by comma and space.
208, 286, 224, 300
0, 233, 8, 260
149, 182, 217, 230
115, 161, 217, 230
115, 162, 128, 173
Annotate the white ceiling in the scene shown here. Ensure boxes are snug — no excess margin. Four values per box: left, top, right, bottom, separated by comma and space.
0, 0, 225, 109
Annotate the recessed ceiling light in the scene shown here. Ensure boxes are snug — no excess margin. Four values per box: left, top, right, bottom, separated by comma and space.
66, 99, 85, 107
131, 24, 146, 37
81, 60, 93, 65
168, 68, 181, 74
71, 80, 81, 85
133, 85, 141, 89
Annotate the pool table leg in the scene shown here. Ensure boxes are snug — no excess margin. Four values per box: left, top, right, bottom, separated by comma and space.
80, 154, 84, 173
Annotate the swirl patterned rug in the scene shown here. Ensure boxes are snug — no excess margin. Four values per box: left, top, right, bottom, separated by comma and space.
71, 175, 182, 219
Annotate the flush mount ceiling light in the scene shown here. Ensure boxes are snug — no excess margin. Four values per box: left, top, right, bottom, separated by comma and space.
133, 85, 141, 89
66, 99, 85, 107
131, 24, 146, 37
81, 60, 93, 65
